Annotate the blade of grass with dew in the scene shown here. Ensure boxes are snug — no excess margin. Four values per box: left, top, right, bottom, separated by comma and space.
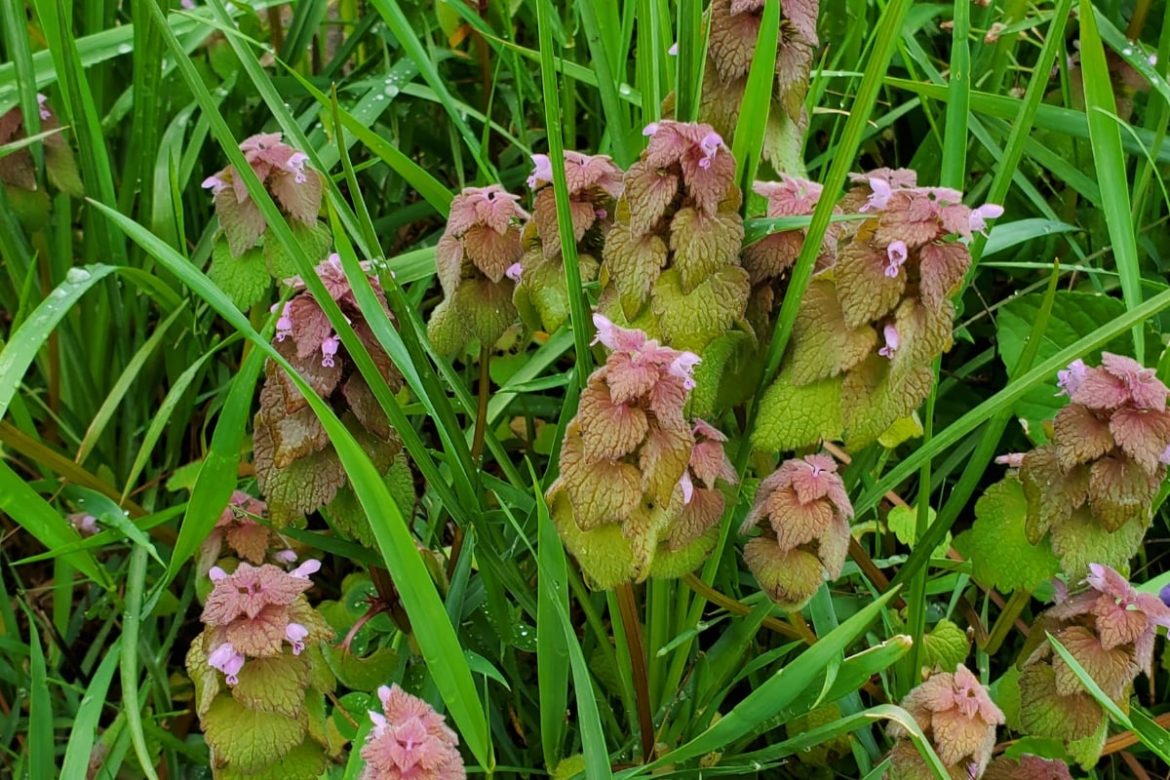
120, 545, 159, 780
92, 200, 494, 770
738, 704, 949, 774
577, 0, 636, 165
164, 344, 265, 583
674, 0, 705, 122
629, 587, 900, 775
537, 473, 570, 769
0, 265, 115, 425
1077, 0, 1144, 361
60, 638, 122, 777
367, 0, 496, 180
24, 604, 55, 779
0, 0, 43, 173
1048, 633, 1170, 762
74, 304, 185, 467
538, 0, 594, 389
730, 0, 779, 198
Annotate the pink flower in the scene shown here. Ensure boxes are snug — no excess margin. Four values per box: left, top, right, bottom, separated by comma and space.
505, 262, 523, 282
591, 313, 647, 353
697, 131, 723, 170
884, 240, 908, 277
201, 562, 314, 625
878, 324, 900, 359
208, 642, 247, 685
201, 174, 228, 194
36, 93, 51, 121
668, 42, 679, 55
321, 335, 340, 368
678, 469, 695, 505
1101, 352, 1168, 411
861, 177, 892, 212
284, 152, 309, 184
753, 175, 823, 216
70, 513, 99, 536
360, 684, 465, 780
527, 153, 553, 189
274, 549, 298, 565
291, 558, 322, 579
668, 351, 701, 389
595, 208, 608, 219
642, 122, 660, 137
1057, 358, 1087, 397
968, 203, 1004, 235
995, 452, 1025, 468
285, 622, 308, 654
1161, 443, 1170, 466
1160, 584, 1170, 608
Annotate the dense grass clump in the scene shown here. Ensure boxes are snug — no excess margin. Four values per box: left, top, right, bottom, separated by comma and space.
4, 0, 1170, 777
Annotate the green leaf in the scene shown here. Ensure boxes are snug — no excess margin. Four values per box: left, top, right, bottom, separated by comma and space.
203, 695, 307, 771
218, 741, 329, 780
324, 645, 399, 692
956, 476, 1060, 593
263, 221, 332, 280
887, 504, 949, 557
231, 655, 310, 718
61, 639, 122, 778
919, 619, 969, 674
752, 369, 843, 452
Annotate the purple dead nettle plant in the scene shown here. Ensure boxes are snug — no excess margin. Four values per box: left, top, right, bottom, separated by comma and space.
197, 491, 301, 574
359, 684, 466, 780
1017, 563, 1170, 765
743, 175, 836, 334
754, 168, 1004, 450
598, 120, 750, 413
254, 254, 408, 531
739, 454, 851, 609
700, 0, 818, 173
0, 94, 82, 223
513, 151, 623, 334
202, 132, 331, 309
887, 665, 1005, 780
546, 315, 735, 588
427, 185, 528, 356
1006, 354, 1170, 576
186, 556, 337, 774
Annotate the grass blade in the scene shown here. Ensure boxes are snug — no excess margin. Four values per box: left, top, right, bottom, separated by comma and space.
730, 0, 779, 195
120, 545, 159, 780
61, 639, 123, 777
1078, 0, 1144, 361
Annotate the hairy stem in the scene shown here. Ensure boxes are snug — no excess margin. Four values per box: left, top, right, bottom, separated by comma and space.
471, 348, 491, 461
615, 581, 654, 762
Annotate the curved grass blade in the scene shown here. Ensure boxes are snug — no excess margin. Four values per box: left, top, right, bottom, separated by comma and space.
91, 200, 493, 771
730, 0, 779, 196
61, 638, 123, 778
24, 604, 55, 778
0, 264, 115, 425
1077, 0, 1144, 361
120, 545, 160, 780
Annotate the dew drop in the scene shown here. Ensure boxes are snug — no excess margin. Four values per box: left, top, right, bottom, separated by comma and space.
66, 267, 92, 283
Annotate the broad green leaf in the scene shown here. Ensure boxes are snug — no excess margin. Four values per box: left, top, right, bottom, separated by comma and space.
954, 476, 1060, 593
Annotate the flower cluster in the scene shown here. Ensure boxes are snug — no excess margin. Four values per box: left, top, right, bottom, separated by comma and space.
202, 132, 323, 257
514, 151, 623, 333
597, 120, 751, 413
739, 454, 851, 609
754, 169, 1003, 451
428, 185, 528, 356
1012, 354, 1170, 576
983, 755, 1073, 780
0, 94, 82, 222
360, 684, 466, 780
186, 559, 336, 775
197, 490, 296, 573
547, 315, 734, 588
699, 0, 818, 173
743, 175, 835, 333
254, 254, 407, 529
1018, 564, 1170, 764
887, 665, 1004, 780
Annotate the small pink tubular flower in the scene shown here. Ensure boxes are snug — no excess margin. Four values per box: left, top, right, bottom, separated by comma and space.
207, 642, 247, 685
884, 240, 908, 278
526, 153, 553, 189
994, 452, 1025, 469
360, 684, 465, 780
968, 203, 1004, 235
697, 131, 723, 170
861, 177, 892, 212
505, 262, 523, 282
1056, 358, 1087, 397
878, 324, 900, 359
889, 665, 1004, 779
70, 513, 99, 537
741, 454, 852, 610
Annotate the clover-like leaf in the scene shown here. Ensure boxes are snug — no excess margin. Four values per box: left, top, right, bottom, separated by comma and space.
958, 476, 1060, 593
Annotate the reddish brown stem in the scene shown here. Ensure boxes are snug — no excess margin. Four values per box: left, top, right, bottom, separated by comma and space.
615, 582, 654, 762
